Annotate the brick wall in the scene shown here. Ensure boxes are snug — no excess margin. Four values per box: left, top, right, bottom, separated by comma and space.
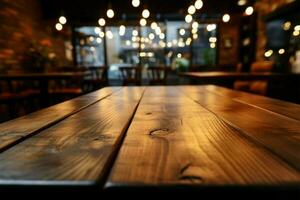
0, 0, 69, 71
255, 0, 293, 61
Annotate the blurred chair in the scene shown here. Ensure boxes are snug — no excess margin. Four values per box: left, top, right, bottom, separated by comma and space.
234, 61, 274, 95
0, 80, 19, 118
49, 75, 83, 102
147, 66, 169, 85
119, 66, 141, 86
84, 66, 108, 91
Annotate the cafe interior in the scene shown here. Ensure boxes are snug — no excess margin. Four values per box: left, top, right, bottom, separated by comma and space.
0, 0, 299, 197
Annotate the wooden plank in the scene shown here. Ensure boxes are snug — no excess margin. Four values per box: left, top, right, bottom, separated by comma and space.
0, 87, 145, 188
0, 87, 121, 153
178, 86, 300, 171
106, 86, 300, 189
204, 85, 300, 121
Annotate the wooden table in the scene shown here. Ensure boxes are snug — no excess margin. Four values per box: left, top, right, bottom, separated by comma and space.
0, 86, 299, 196
180, 71, 300, 103
0, 72, 87, 106
179, 71, 300, 80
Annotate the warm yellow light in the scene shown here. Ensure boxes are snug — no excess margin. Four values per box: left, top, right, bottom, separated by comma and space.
222, 14, 230, 23
209, 37, 217, 43
167, 42, 172, 48
89, 36, 95, 42
295, 25, 300, 31
264, 50, 273, 58
99, 31, 105, 38
141, 44, 145, 49
107, 9, 114, 18
245, 6, 254, 16
195, 0, 203, 10
132, 0, 140, 7
185, 14, 193, 23
177, 53, 182, 58
132, 30, 138, 36
149, 33, 155, 40
278, 49, 285, 54
210, 43, 216, 48
59, 16, 67, 25
186, 38, 192, 46
96, 38, 102, 44
126, 40, 131, 46
142, 9, 150, 18
151, 22, 158, 29
207, 24, 216, 31
140, 18, 147, 26
192, 21, 199, 30
293, 30, 300, 36
283, 21, 291, 31
179, 28, 185, 36
193, 33, 198, 39
238, 0, 247, 6
155, 27, 161, 35
159, 33, 165, 40
95, 27, 101, 34
192, 28, 197, 34
106, 30, 113, 39
188, 5, 196, 15
55, 23, 63, 31
98, 18, 106, 26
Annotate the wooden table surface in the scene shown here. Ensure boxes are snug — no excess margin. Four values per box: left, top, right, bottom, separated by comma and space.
179, 71, 300, 80
0, 86, 299, 195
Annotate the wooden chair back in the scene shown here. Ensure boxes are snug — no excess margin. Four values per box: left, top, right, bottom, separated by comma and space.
147, 66, 169, 85
119, 66, 141, 86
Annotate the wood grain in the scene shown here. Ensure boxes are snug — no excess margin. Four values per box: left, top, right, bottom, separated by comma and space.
0, 87, 121, 152
0, 87, 145, 187
204, 85, 300, 121
106, 86, 300, 189
178, 86, 300, 171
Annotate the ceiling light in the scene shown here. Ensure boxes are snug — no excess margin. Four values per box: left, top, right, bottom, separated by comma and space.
278, 49, 285, 55
209, 37, 217, 43
132, 30, 138, 36
96, 38, 102, 44
149, 33, 155, 40
207, 24, 217, 31
159, 33, 165, 40
264, 50, 273, 58
142, 9, 150, 18
188, 5, 196, 15
106, 30, 113, 39
59, 16, 67, 25
98, 18, 106, 26
193, 33, 198, 39
55, 23, 63, 31
140, 18, 147, 26
192, 21, 199, 29
95, 27, 101, 34
283, 21, 291, 31
99, 31, 105, 38
185, 14, 193, 23
293, 30, 300, 36
238, 0, 247, 6
151, 22, 158, 29
107, 9, 114, 18
179, 28, 185, 36
245, 6, 254, 16
222, 14, 230, 23
195, 0, 203, 10
132, 0, 140, 7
